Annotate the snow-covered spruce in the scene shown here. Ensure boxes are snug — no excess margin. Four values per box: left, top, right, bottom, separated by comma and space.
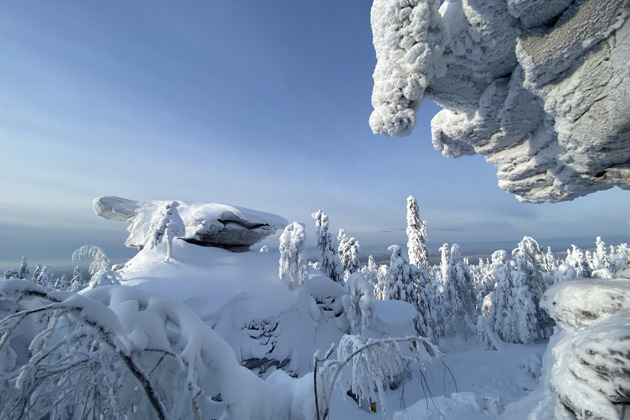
311, 210, 343, 283
279, 222, 308, 290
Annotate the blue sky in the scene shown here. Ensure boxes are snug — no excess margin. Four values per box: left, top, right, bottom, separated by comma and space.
1, 0, 628, 266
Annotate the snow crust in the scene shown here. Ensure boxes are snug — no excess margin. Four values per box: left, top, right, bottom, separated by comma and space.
370, 0, 630, 202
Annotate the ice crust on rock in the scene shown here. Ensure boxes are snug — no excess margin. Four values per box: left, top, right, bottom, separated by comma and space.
94, 196, 288, 252
540, 278, 630, 418
370, 0, 630, 202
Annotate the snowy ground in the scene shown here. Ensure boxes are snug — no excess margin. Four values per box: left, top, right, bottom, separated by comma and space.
113, 240, 550, 419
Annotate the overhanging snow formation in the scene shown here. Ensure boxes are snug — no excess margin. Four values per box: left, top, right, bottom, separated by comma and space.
370, 0, 630, 202
94, 196, 288, 252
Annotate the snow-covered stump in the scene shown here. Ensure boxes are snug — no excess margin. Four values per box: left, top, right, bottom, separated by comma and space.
540, 279, 630, 419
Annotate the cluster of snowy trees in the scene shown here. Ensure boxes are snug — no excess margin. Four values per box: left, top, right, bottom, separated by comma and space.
282, 196, 630, 347
3, 257, 88, 292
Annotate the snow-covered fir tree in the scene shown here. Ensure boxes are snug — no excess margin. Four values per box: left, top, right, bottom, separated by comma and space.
311, 210, 343, 283
278, 221, 308, 290
436, 244, 476, 338
373, 263, 389, 301
592, 236, 610, 271
541, 246, 558, 274
34, 265, 51, 288
565, 244, 591, 278
505, 269, 537, 344
18, 257, 29, 279
359, 255, 379, 290
54, 274, 70, 291
385, 245, 413, 301
383, 245, 433, 339
406, 195, 428, 268
69, 266, 86, 292
337, 229, 360, 281
32, 262, 42, 284
512, 237, 554, 339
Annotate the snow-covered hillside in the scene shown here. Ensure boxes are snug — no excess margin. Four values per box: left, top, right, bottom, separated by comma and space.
1, 198, 629, 419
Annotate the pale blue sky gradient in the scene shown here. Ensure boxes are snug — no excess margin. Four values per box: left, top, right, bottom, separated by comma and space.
1, 0, 628, 266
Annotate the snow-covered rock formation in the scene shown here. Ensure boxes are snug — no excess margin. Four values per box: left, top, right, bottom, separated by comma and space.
540, 278, 630, 418
370, 0, 630, 202
94, 196, 288, 252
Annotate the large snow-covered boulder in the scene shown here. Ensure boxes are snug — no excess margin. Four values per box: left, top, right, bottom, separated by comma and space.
540, 278, 630, 418
94, 196, 288, 252
370, 0, 630, 202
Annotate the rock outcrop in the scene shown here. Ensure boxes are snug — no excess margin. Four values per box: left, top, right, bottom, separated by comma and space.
540, 278, 630, 419
370, 0, 630, 203
94, 196, 288, 252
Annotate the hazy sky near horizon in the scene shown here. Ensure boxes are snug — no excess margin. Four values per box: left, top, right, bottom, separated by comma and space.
1, 0, 628, 264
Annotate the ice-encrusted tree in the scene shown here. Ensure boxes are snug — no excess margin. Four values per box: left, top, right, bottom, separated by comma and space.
565, 244, 591, 278
278, 221, 308, 290
311, 210, 343, 283
34, 265, 51, 288
32, 262, 42, 284
384, 245, 433, 339
590, 236, 610, 271
512, 237, 554, 339
72, 245, 111, 276
54, 274, 70, 291
436, 244, 475, 338
490, 250, 538, 344
360, 255, 379, 289
406, 195, 429, 268
69, 265, 86, 292
373, 263, 389, 301
342, 272, 375, 336
316, 334, 446, 420
338, 229, 360, 281
164, 203, 185, 261
385, 245, 413, 301
18, 257, 29, 280
0, 280, 310, 420
147, 201, 185, 258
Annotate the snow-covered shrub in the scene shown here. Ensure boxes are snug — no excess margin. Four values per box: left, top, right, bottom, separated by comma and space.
278, 222, 308, 289
0, 280, 315, 420
316, 334, 446, 420
342, 273, 375, 336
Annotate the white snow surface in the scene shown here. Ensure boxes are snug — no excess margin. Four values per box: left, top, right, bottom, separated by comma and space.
370, 0, 630, 202
110, 241, 553, 419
